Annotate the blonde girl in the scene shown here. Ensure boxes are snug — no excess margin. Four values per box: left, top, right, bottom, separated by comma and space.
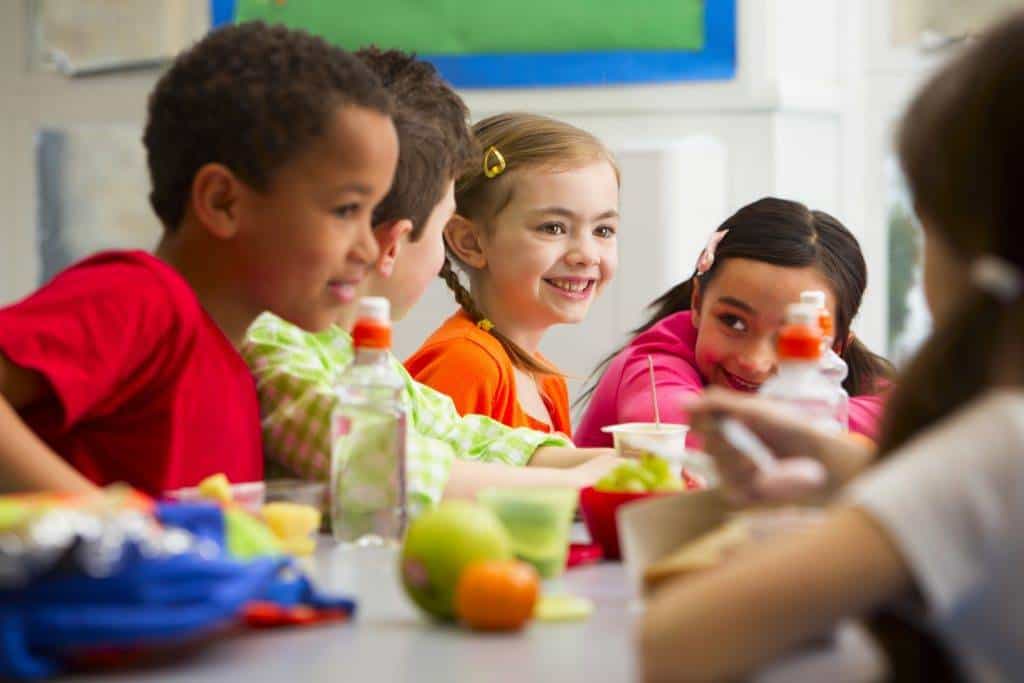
406, 113, 619, 436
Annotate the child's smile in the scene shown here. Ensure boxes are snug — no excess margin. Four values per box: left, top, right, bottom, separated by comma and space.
543, 276, 597, 300
718, 366, 762, 392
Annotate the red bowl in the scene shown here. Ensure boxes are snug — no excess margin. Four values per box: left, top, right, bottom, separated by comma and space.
579, 486, 669, 560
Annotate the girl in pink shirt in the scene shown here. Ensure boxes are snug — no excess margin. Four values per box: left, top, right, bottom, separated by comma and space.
576, 197, 893, 446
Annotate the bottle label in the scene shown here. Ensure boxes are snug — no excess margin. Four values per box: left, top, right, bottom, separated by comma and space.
330, 402, 407, 544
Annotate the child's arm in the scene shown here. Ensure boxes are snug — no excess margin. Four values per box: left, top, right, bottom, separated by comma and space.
640, 504, 910, 681
528, 446, 616, 468
242, 316, 467, 501
403, 361, 613, 469
0, 354, 98, 494
443, 453, 621, 500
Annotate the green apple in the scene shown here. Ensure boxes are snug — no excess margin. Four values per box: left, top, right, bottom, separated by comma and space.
400, 501, 511, 620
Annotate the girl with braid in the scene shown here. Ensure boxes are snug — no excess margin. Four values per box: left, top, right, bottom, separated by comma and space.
405, 113, 619, 436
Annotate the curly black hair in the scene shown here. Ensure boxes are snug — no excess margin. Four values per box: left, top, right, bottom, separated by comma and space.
356, 47, 477, 240
144, 22, 392, 230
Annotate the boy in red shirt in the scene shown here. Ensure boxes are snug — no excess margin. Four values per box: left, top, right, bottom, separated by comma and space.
0, 22, 398, 496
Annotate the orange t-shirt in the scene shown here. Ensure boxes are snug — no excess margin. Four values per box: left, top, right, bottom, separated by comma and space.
404, 310, 572, 436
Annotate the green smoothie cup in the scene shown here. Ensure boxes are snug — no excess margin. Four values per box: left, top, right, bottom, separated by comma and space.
477, 487, 578, 579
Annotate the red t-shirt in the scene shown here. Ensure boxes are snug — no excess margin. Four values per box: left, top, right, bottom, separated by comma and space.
0, 250, 263, 495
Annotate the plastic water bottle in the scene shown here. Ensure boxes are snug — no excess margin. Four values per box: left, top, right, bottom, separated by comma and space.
759, 302, 843, 433
800, 290, 850, 430
330, 297, 407, 546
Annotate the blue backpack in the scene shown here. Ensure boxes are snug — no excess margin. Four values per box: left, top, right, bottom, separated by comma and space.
0, 502, 353, 680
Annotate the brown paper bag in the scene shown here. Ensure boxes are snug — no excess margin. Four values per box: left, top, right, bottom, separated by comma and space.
619, 490, 824, 596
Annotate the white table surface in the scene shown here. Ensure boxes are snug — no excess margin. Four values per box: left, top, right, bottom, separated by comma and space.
68, 529, 882, 682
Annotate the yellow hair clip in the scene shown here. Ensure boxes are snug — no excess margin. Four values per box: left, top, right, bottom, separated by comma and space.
483, 146, 506, 179
477, 318, 495, 332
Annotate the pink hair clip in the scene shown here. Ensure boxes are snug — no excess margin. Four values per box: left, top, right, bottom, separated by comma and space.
696, 229, 728, 276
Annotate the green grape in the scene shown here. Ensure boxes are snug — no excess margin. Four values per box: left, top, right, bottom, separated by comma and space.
637, 466, 660, 491
650, 456, 667, 471
653, 475, 684, 492
619, 478, 647, 493
601, 457, 684, 493
616, 460, 644, 476
641, 453, 671, 480
639, 453, 684, 491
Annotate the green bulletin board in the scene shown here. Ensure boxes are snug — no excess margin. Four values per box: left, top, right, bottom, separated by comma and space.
236, 1, 705, 55
219, 0, 737, 88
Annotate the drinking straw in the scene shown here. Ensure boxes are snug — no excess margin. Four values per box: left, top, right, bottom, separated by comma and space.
647, 354, 661, 427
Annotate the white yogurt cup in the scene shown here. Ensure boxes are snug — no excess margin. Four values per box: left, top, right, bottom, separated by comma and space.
601, 422, 689, 461
601, 422, 718, 485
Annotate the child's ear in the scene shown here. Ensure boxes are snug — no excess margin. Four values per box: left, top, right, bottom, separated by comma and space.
373, 219, 413, 278
444, 214, 487, 269
190, 163, 241, 239
690, 278, 703, 327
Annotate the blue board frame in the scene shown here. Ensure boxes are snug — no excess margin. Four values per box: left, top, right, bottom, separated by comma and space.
211, 0, 736, 88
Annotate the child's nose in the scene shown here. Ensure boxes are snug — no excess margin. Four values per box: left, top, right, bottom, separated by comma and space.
566, 236, 600, 266
738, 337, 777, 379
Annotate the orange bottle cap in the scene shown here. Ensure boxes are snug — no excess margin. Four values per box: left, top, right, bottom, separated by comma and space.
352, 318, 391, 349
777, 323, 822, 360
818, 310, 834, 338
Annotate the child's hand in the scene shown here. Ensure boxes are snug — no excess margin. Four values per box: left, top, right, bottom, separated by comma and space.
529, 446, 615, 469
686, 389, 873, 503
570, 453, 626, 490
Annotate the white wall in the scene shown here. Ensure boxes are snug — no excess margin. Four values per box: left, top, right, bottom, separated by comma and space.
1, 3, 159, 301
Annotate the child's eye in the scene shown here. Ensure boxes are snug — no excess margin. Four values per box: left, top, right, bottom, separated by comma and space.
718, 314, 748, 333
537, 222, 567, 235
594, 225, 616, 239
333, 203, 360, 218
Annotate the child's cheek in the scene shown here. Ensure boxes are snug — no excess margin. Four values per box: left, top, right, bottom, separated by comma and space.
693, 331, 723, 385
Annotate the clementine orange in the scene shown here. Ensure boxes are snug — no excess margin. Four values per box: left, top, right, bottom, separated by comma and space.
454, 560, 540, 631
